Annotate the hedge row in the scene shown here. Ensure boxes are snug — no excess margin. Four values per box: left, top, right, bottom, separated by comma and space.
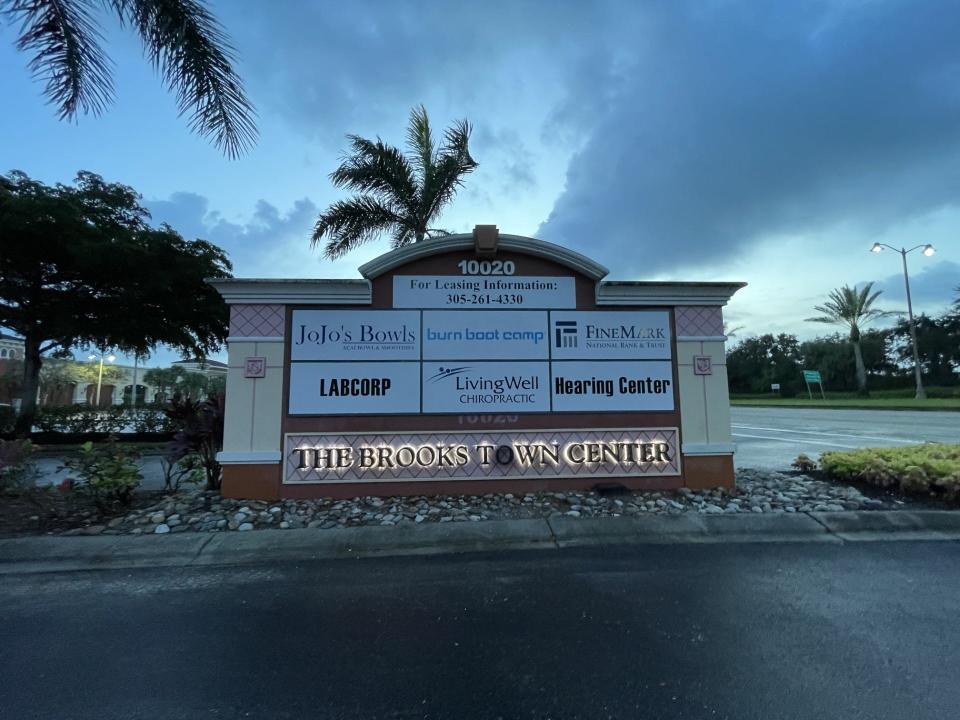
0, 405, 176, 435
820, 443, 960, 500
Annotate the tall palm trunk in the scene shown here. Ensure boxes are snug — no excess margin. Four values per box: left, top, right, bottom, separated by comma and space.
852, 340, 868, 396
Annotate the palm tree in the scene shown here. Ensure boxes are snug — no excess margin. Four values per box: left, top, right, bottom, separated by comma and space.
4, 0, 256, 158
807, 283, 889, 396
312, 105, 478, 259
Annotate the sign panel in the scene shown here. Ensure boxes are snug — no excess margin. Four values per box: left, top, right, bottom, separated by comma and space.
290, 310, 420, 361
285, 427, 681, 483
422, 361, 550, 414
288, 362, 420, 415
422, 310, 549, 360
803, 370, 822, 383
393, 276, 576, 309
551, 361, 675, 412
550, 311, 671, 360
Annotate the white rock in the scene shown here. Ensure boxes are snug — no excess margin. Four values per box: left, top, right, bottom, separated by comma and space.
154, 523, 170, 534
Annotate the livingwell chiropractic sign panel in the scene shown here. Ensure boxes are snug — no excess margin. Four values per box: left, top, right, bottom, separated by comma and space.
287, 308, 675, 415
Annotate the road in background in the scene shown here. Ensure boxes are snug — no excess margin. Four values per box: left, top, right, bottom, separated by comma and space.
2, 542, 958, 719
732, 406, 958, 469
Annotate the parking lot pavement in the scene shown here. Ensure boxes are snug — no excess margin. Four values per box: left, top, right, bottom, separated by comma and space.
732, 406, 959, 469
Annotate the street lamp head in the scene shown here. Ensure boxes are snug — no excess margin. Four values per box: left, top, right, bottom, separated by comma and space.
870, 242, 883, 253
922, 244, 935, 257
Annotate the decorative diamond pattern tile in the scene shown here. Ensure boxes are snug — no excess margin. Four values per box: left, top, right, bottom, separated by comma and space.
230, 304, 285, 338
284, 428, 680, 484
675, 306, 724, 338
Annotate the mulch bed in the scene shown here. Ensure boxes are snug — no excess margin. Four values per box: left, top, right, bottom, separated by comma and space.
0, 489, 166, 538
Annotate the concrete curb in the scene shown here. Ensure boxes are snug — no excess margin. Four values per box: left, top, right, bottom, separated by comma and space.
1, 510, 958, 574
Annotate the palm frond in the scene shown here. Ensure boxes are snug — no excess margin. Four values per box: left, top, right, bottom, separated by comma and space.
331, 135, 417, 212
6, 0, 114, 118
421, 118, 476, 224
110, 0, 257, 158
312, 196, 402, 259
406, 104, 435, 182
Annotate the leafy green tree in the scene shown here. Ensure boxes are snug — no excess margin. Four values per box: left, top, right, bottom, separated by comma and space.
2, 0, 256, 157
726, 334, 802, 395
800, 331, 892, 392
312, 105, 478, 259
0, 170, 232, 435
806, 283, 889, 396
143, 366, 209, 402
888, 314, 960, 386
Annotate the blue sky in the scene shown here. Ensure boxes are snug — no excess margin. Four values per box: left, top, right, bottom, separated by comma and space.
2, 0, 958, 367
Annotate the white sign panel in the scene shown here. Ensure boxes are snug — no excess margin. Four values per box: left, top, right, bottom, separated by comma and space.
291, 310, 420, 361
422, 361, 550, 413
289, 362, 420, 415
550, 311, 671, 360
422, 310, 549, 360
393, 276, 576, 309
551, 361, 675, 412
285, 428, 681, 483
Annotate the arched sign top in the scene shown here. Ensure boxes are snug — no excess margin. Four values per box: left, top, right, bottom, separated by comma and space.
358, 233, 610, 281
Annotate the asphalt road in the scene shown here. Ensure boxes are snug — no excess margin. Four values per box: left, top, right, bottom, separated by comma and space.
3, 542, 959, 719
732, 406, 959, 469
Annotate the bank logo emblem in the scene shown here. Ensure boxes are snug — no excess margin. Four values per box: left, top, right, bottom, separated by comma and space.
427, 366, 472, 383
554, 320, 578, 348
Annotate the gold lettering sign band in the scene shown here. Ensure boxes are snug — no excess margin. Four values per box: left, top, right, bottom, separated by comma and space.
284, 428, 680, 484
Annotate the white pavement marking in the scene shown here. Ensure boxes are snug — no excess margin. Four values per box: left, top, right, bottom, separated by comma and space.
731, 432, 864, 449
731, 424, 916, 444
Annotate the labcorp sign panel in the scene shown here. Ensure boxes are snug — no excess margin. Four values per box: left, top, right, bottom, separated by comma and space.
393, 275, 576, 309
288, 362, 420, 415
422, 361, 550, 413
291, 310, 419, 361
284, 428, 681, 483
551, 311, 671, 360
422, 310, 548, 360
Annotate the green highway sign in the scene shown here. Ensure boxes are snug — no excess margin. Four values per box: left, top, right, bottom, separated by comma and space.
803, 370, 822, 383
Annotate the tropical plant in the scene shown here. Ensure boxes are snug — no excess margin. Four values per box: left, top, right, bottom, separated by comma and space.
165, 393, 224, 490
312, 105, 478, 259
806, 283, 890, 396
2, 0, 256, 157
59, 438, 142, 509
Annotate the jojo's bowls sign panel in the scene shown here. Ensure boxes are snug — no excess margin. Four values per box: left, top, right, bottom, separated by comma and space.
291, 310, 419, 361
284, 428, 680, 483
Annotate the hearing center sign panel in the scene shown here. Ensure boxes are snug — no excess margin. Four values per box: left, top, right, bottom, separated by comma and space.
287, 309, 675, 415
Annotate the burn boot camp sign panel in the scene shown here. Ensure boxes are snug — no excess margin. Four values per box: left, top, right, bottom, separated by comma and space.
288, 309, 675, 416
285, 428, 681, 483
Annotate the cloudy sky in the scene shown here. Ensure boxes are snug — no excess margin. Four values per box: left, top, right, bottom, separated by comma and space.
2, 0, 958, 365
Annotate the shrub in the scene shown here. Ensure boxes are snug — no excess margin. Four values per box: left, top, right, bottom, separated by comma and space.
820, 444, 960, 500
165, 394, 225, 491
59, 438, 142, 509
0, 439, 40, 492
0, 406, 16, 434
33, 404, 173, 434
160, 453, 204, 493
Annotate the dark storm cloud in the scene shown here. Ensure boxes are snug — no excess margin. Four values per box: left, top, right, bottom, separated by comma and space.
538, 1, 960, 275
866, 260, 960, 309
225, 0, 614, 139
146, 193, 318, 276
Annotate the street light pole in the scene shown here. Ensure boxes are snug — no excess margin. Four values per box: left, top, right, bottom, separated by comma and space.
88, 352, 117, 408
870, 242, 935, 400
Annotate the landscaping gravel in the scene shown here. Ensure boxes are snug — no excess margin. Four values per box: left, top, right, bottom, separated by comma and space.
55, 468, 896, 535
